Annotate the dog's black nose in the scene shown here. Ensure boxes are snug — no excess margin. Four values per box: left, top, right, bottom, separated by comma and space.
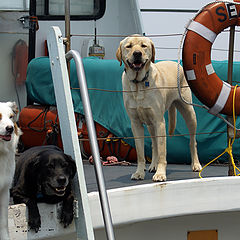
57, 175, 67, 185
133, 50, 142, 59
6, 125, 13, 134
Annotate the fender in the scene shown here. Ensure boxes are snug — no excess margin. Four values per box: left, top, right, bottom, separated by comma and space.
12, 39, 28, 85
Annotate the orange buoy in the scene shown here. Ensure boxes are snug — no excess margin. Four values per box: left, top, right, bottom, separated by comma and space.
182, 1, 240, 116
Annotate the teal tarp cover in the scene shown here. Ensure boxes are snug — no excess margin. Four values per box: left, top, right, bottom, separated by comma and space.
26, 57, 240, 164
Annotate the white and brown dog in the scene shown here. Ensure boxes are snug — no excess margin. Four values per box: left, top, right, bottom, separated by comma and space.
0, 102, 21, 239
116, 35, 202, 181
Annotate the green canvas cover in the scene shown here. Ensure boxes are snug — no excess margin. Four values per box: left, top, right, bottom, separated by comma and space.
26, 57, 240, 164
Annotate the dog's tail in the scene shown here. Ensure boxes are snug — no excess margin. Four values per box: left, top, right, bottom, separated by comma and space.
168, 104, 176, 136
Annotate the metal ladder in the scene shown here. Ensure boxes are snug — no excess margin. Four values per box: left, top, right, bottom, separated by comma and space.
47, 26, 115, 240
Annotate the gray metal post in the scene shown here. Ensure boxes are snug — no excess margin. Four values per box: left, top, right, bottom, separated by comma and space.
227, 26, 235, 176
65, 50, 116, 240
65, 0, 71, 53
65, 0, 71, 76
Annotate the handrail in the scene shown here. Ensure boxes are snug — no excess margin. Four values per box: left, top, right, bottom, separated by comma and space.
65, 50, 115, 240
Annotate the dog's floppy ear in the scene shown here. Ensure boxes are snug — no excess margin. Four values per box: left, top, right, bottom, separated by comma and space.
7, 101, 18, 114
150, 40, 155, 63
7, 102, 19, 121
65, 154, 77, 179
116, 42, 123, 66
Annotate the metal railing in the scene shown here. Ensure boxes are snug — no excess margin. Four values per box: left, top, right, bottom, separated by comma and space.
66, 50, 115, 240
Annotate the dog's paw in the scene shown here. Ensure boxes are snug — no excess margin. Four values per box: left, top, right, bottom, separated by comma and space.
148, 163, 157, 172
152, 173, 166, 182
27, 205, 41, 233
28, 215, 41, 233
192, 163, 202, 172
131, 171, 145, 180
60, 210, 74, 228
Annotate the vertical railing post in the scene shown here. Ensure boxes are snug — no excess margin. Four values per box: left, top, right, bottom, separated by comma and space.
227, 26, 235, 176
64, 0, 71, 76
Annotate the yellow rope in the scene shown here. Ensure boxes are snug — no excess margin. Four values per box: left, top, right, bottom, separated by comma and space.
199, 84, 239, 178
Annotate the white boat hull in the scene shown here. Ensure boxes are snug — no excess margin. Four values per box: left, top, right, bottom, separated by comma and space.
9, 176, 240, 239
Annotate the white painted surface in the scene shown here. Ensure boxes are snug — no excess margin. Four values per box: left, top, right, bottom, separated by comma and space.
8, 203, 76, 240
138, 0, 212, 9
89, 176, 240, 229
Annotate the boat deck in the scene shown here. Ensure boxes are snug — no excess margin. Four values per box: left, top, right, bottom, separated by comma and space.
83, 160, 230, 193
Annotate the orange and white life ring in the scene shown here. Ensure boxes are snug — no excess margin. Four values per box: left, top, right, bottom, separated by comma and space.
182, 0, 240, 116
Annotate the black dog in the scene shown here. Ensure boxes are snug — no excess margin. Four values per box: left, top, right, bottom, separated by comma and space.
11, 145, 76, 232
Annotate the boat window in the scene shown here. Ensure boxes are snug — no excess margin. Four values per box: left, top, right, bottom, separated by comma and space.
0, 0, 29, 10
36, 0, 106, 20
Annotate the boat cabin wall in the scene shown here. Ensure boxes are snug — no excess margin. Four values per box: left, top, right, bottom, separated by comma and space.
35, 0, 143, 59
0, 0, 143, 110
0, 11, 28, 110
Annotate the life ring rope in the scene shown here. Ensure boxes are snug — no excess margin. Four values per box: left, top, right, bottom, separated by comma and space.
177, 0, 240, 130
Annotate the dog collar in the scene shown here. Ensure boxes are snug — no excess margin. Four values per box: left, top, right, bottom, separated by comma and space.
37, 192, 44, 199
125, 69, 149, 85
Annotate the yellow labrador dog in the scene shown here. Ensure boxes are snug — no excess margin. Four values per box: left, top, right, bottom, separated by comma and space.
116, 35, 202, 181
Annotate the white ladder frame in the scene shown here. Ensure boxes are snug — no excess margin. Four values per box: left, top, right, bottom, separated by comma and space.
47, 26, 115, 240
47, 26, 94, 240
